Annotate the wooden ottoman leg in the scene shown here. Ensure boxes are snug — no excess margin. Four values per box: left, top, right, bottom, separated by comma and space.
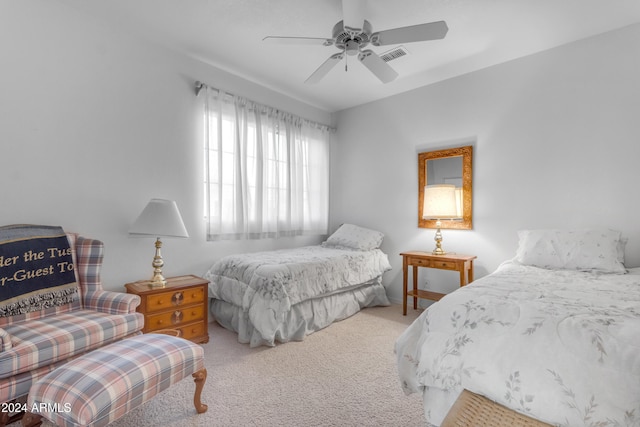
192, 368, 208, 414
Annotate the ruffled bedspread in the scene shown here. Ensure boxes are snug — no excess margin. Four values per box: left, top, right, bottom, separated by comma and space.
204, 246, 391, 343
395, 261, 640, 426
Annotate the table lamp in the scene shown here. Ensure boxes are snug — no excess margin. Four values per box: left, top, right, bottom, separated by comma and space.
423, 184, 459, 255
129, 199, 189, 287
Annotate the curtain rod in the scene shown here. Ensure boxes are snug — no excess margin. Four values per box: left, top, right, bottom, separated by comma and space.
195, 81, 335, 133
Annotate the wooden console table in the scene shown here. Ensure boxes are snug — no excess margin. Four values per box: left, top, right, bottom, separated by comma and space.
400, 251, 477, 315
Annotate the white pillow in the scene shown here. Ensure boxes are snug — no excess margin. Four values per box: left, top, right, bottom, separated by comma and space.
322, 224, 384, 251
516, 229, 563, 268
516, 228, 626, 274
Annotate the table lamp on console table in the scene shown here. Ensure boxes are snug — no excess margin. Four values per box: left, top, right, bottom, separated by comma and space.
129, 198, 189, 287
422, 184, 461, 255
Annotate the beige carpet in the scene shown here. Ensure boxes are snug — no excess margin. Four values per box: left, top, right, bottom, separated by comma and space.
31, 305, 426, 427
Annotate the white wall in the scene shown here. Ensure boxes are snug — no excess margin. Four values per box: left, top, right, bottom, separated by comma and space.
4, 1, 639, 303
0, 1, 333, 290
332, 23, 640, 303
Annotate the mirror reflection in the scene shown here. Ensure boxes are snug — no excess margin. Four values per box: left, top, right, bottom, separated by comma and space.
427, 157, 463, 218
418, 146, 473, 230
427, 157, 462, 186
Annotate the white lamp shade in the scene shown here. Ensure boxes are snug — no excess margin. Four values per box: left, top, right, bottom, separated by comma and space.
129, 199, 189, 238
423, 185, 459, 219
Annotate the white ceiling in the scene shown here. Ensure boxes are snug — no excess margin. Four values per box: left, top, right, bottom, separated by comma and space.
59, 0, 640, 112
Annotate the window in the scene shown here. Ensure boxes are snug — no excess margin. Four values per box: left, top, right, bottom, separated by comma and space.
202, 86, 331, 241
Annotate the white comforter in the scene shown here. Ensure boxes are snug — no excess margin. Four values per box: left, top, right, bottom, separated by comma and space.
395, 261, 640, 426
204, 245, 391, 341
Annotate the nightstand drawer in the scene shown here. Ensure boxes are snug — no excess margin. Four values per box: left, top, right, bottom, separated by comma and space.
408, 257, 432, 267
146, 305, 204, 329
430, 260, 457, 270
176, 321, 207, 341
409, 256, 458, 270
146, 287, 205, 313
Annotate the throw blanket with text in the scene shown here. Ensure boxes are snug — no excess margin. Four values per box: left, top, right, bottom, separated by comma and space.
0, 225, 78, 317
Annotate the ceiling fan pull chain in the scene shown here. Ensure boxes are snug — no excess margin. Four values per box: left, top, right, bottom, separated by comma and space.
344, 49, 348, 72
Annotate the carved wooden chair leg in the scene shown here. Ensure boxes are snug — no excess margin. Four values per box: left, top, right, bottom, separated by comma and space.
192, 368, 208, 414
21, 411, 42, 427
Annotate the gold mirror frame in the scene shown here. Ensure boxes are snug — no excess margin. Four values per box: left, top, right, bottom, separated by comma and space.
418, 145, 473, 230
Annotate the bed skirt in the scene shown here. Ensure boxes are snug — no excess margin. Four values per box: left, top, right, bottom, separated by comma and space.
210, 280, 390, 347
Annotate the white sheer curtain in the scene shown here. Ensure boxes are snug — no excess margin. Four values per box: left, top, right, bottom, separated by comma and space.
202, 86, 331, 241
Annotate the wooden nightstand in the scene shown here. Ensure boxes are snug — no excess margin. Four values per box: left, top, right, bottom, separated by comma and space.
125, 275, 209, 344
400, 251, 477, 315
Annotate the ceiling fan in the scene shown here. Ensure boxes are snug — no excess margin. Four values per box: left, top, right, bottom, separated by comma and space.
263, 0, 448, 84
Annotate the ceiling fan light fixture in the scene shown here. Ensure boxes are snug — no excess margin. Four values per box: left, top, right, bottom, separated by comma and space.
345, 40, 360, 56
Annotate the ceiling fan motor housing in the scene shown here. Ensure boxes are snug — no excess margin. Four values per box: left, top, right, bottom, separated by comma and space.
333, 20, 372, 52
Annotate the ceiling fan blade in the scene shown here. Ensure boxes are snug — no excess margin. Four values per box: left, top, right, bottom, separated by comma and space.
371, 21, 448, 46
305, 52, 344, 84
342, 0, 367, 32
263, 36, 334, 46
358, 50, 398, 83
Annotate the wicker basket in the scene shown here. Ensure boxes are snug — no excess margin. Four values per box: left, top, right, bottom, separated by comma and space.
441, 389, 553, 427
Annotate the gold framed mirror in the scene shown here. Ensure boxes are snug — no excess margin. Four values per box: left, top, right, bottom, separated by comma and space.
418, 145, 473, 230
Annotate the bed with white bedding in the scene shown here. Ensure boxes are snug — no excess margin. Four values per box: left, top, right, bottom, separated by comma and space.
204, 224, 391, 347
396, 228, 640, 426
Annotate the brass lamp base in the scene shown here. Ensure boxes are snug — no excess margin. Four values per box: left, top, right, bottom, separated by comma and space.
432, 220, 447, 255
149, 237, 167, 288
149, 273, 167, 288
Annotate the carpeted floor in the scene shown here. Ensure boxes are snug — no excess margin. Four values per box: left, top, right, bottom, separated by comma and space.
32, 304, 426, 427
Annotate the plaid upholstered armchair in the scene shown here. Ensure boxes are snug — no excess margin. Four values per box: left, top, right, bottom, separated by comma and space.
0, 225, 144, 425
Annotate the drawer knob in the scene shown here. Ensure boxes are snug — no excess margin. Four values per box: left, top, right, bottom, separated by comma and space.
171, 310, 184, 325
172, 292, 184, 306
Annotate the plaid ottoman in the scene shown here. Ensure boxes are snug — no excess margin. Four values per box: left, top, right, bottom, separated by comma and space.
23, 333, 207, 427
